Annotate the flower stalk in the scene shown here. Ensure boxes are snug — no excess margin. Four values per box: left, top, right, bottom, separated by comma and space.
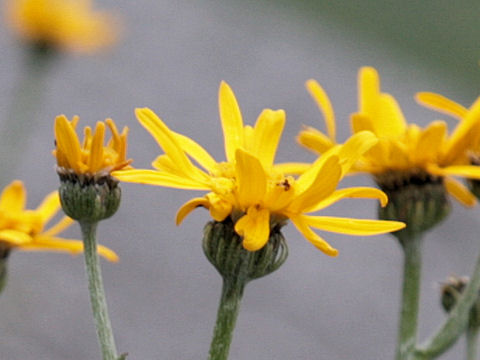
395, 231, 423, 360
203, 220, 288, 360
413, 248, 480, 359
80, 221, 118, 360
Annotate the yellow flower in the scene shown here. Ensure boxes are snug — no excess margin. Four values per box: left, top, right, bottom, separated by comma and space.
54, 115, 132, 177
0, 180, 117, 261
298, 67, 480, 207
112, 82, 404, 256
4, 0, 119, 53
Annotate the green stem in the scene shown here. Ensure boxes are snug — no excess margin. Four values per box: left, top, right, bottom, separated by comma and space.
79, 221, 118, 360
396, 232, 423, 360
466, 326, 479, 360
0, 248, 10, 294
413, 248, 480, 359
207, 277, 246, 360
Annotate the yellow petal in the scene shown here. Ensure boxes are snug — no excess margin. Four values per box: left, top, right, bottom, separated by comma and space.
43, 216, 74, 236
444, 177, 477, 207
429, 164, 480, 180
358, 67, 406, 137
444, 96, 480, 163
351, 113, 374, 134
235, 149, 267, 208
112, 169, 209, 190
306, 79, 336, 141
289, 155, 341, 213
252, 109, 285, 167
35, 191, 60, 223
335, 131, 378, 176
0, 180, 26, 212
234, 207, 270, 251
135, 108, 198, 178
0, 229, 32, 245
273, 162, 311, 175
23, 235, 119, 262
175, 197, 210, 225
219, 81, 244, 162
416, 92, 468, 120
415, 121, 446, 162
55, 115, 82, 173
87, 121, 106, 173
308, 187, 389, 213
297, 126, 336, 155
172, 132, 218, 172
302, 215, 405, 235
290, 215, 338, 256
207, 193, 233, 221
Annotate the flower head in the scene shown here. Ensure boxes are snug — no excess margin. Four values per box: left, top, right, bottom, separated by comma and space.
113, 82, 404, 256
298, 67, 480, 207
5, 0, 120, 53
0, 180, 117, 261
54, 115, 131, 222
54, 115, 131, 178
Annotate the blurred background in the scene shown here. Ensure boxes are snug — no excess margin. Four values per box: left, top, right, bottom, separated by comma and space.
1, 0, 480, 359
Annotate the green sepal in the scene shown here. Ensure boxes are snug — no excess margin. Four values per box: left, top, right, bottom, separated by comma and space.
202, 218, 288, 283
58, 170, 121, 222
375, 170, 450, 245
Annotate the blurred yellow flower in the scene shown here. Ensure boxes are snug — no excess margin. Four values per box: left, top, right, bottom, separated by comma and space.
54, 115, 132, 177
113, 82, 404, 256
5, 0, 119, 53
0, 180, 117, 261
298, 67, 480, 207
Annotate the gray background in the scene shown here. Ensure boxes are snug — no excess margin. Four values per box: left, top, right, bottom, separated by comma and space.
1, 1, 480, 359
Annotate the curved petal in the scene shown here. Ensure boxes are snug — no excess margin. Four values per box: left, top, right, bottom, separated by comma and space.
55, 115, 82, 172
358, 67, 406, 137
297, 126, 336, 155
207, 193, 233, 221
219, 81, 244, 161
444, 177, 477, 207
302, 215, 405, 235
22, 235, 119, 262
252, 109, 285, 167
175, 197, 210, 225
112, 169, 210, 190
0, 229, 32, 245
306, 79, 336, 141
35, 191, 60, 223
172, 132, 218, 172
234, 207, 270, 251
43, 216, 74, 236
273, 162, 311, 175
335, 131, 378, 176
416, 92, 468, 120
88, 121, 106, 173
444, 96, 480, 163
428, 164, 480, 180
0, 180, 26, 212
289, 155, 341, 213
135, 108, 199, 178
290, 215, 338, 256
415, 121, 446, 162
235, 149, 267, 208
308, 187, 389, 213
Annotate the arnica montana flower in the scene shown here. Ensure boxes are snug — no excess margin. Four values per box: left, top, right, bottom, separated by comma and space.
112, 82, 404, 256
4, 0, 119, 53
298, 67, 480, 208
54, 115, 131, 222
0, 180, 117, 261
